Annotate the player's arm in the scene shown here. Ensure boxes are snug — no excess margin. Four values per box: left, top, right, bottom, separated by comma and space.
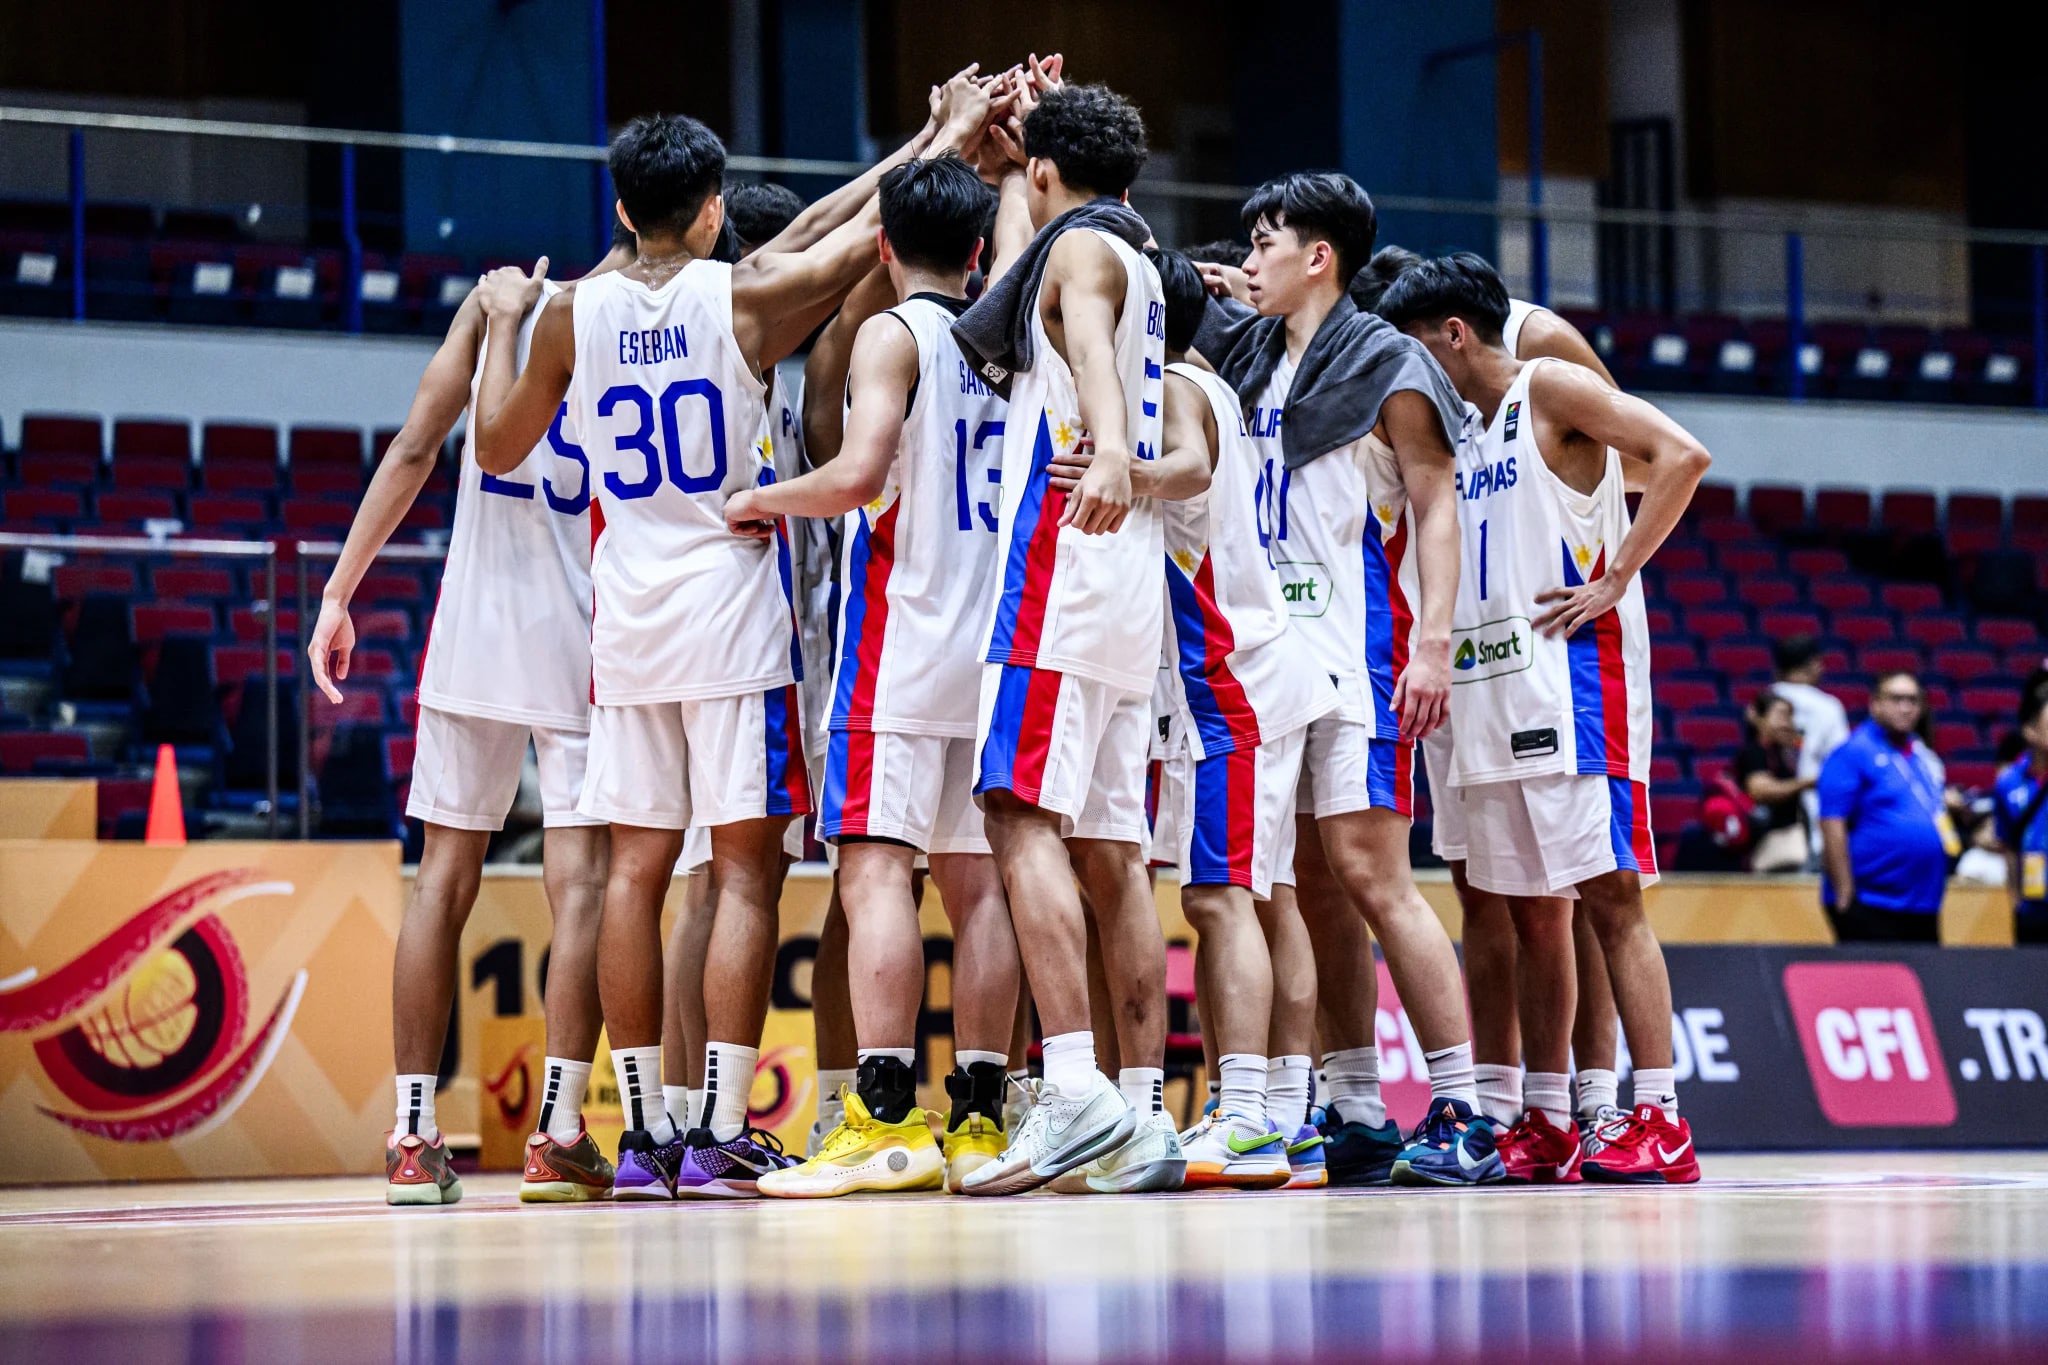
1515, 306, 1651, 490
1382, 389, 1457, 741
980, 169, 1034, 290
800, 265, 897, 466
1135, 370, 1215, 500
1528, 363, 1711, 639
729, 314, 917, 530
1048, 232, 1134, 535
307, 292, 486, 703
471, 260, 570, 475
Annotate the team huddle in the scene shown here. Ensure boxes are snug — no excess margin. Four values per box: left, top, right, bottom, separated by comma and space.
309, 54, 1712, 1207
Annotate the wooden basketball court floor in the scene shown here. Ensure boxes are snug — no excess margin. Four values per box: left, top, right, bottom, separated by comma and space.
3, 1153, 2046, 1364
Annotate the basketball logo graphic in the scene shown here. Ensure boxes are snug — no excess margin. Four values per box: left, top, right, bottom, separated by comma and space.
482, 1041, 540, 1132
0, 870, 307, 1143
750, 1043, 813, 1133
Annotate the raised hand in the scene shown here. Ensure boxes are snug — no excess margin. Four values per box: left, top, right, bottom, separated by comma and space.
477, 256, 549, 318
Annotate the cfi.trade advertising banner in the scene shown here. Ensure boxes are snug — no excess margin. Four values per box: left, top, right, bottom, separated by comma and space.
0, 841, 400, 1184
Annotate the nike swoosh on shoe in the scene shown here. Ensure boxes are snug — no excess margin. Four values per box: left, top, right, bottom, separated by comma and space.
1657, 1139, 1692, 1163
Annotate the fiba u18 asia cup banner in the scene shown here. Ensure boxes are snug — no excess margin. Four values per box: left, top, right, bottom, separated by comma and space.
0, 841, 401, 1184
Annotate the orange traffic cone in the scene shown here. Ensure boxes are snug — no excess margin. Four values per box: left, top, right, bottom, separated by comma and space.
144, 743, 185, 847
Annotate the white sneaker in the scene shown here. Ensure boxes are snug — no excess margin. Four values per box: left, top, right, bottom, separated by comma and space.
1003, 1074, 1034, 1136
960, 1073, 1134, 1198
1177, 1111, 1290, 1191
1577, 1104, 1627, 1161
1051, 1109, 1187, 1194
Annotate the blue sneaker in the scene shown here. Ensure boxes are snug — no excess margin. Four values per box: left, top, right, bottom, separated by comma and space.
1390, 1098, 1506, 1186
1318, 1103, 1405, 1186
1284, 1123, 1329, 1189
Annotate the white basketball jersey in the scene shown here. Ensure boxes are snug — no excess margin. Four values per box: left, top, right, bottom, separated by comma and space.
419, 281, 594, 730
832, 295, 1004, 736
1445, 357, 1652, 787
981, 230, 1165, 696
770, 363, 838, 757
1253, 354, 1423, 738
570, 261, 791, 705
1162, 364, 1337, 760
1504, 298, 1538, 357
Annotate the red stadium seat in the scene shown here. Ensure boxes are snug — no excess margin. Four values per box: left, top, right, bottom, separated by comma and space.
1903, 616, 1966, 648
131, 603, 215, 642
1687, 482, 1739, 521
1881, 583, 1944, 614
355, 609, 412, 641
202, 422, 279, 465
1747, 484, 1806, 534
1742, 579, 1800, 610
1959, 685, 2021, 719
1759, 610, 1824, 639
1947, 760, 2000, 792
1879, 490, 1938, 535
52, 564, 137, 599
1813, 488, 1872, 532
282, 499, 355, 531
1649, 794, 1697, 836
1950, 526, 2003, 555
1828, 612, 1893, 646
384, 733, 416, 779
186, 494, 268, 526
1717, 546, 1780, 576
1810, 578, 1873, 612
1706, 642, 1773, 677
1649, 755, 1684, 786
1931, 719, 1982, 754
20, 414, 102, 457
1675, 715, 1743, 752
1665, 575, 1729, 608
1787, 548, 1848, 578
3, 488, 83, 522
1859, 644, 1924, 675
1694, 517, 1754, 545
1947, 492, 2004, 530
203, 461, 282, 493
152, 566, 235, 600
1979, 618, 2040, 651
358, 572, 424, 604
1922, 682, 1953, 713
347, 648, 399, 678
1660, 679, 1721, 711
109, 455, 191, 491
1652, 640, 1702, 674
288, 426, 364, 467
1930, 647, 1999, 683
294, 466, 365, 497
113, 419, 191, 461
95, 491, 178, 524
400, 502, 448, 531
0, 731, 91, 773
1655, 543, 1711, 575
20, 452, 98, 486
229, 607, 297, 641
211, 646, 296, 684
1684, 609, 1749, 642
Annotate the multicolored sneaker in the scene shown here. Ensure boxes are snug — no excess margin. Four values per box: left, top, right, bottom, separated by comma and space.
960, 1073, 1134, 1197
385, 1130, 461, 1206
520, 1125, 616, 1202
1577, 1105, 1627, 1162
1319, 1104, 1405, 1186
1390, 1098, 1506, 1186
1051, 1108, 1186, 1194
759, 1096, 944, 1198
674, 1126, 797, 1198
1580, 1105, 1700, 1185
1284, 1123, 1329, 1189
1179, 1111, 1289, 1191
942, 1111, 1007, 1193
1497, 1111, 1583, 1185
613, 1126, 687, 1201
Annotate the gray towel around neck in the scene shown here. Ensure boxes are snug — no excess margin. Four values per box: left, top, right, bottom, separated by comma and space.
1193, 291, 1466, 468
952, 198, 1152, 400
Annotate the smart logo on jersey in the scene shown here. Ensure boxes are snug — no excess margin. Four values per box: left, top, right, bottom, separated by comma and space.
1275, 559, 1329, 617
1449, 617, 1533, 682
0, 870, 306, 1143
1782, 961, 1956, 1127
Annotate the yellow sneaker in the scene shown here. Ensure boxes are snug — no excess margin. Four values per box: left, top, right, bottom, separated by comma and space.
757, 1095, 944, 1198
942, 1110, 1007, 1193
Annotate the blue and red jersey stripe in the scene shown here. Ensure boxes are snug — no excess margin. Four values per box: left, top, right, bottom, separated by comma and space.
830, 499, 900, 730
1360, 512, 1413, 740
1185, 747, 1257, 888
1604, 777, 1656, 876
1166, 551, 1261, 757
819, 728, 875, 837
1560, 542, 1633, 778
762, 683, 811, 816
974, 663, 1063, 805
985, 412, 1065, 669
759, 462, 805, 684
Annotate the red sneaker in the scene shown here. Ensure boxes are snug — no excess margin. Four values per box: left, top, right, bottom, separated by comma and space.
1579, 1105, 1700, 1184
1497, 1111, 1582, 1184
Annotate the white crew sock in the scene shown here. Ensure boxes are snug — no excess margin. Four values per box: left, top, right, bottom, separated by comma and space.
395, 1074, 438, 1141
815, 1067, 856, 1127
1424, 1042, 1478, 1107
704, 1041, 759, 1141
957, 1049, 1007, 1070
1040, 1031, 1097, 1095
858, 1047, 915, 1066
687, 1088, 707, 1133
664, 1084, 692, 1132
1119, 1066, 1166, 1115
1523, 1071, 1572, 1131
611, 1045, 673, 1144
1632, 1066, 1678, 1121
537, 1056, 592, 1143
1575, 1068, 1620, 1119
1265, 1054, 1311, 1130
1008, 1067, 1031, 1090
1322, 1047, 1385, 1127
1474, 1063, 1524, 1126
1213, 1054, 1267, 1125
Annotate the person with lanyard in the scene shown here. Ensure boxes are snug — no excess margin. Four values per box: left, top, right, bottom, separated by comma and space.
1817, 670, 1959, 943
1992, 681, 2048, 945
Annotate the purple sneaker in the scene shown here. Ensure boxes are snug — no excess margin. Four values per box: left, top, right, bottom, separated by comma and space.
673, 1126, 796, 1199
613, 1127, 686, 1201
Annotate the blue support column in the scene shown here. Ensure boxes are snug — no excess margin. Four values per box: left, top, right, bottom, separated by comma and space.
1348, 2, 1496, 262
771, 0, 867, 201
1526, 31, 1548, 308
2032, 244, 2046, 409
68, 128, 85, 322
341, 144, 363, 334
591, 0, 612, 261
1786, 232, 1806, 402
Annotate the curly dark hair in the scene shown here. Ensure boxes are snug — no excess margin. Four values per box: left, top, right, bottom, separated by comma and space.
725, 180, 806, 253
608, 114, 726, 239
1023, 83, 1149, 198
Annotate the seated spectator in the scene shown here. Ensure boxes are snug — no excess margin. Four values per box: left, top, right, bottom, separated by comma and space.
1818, 670, 1958, 943
1736, 692, 1813, 872
1991, 681, 2048, 945
1773, 636, 1849, 858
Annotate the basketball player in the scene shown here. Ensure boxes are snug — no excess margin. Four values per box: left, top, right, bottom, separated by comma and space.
1194, 173, 1491, 1186
1362, 243, 1632, 1150
949, 75, 1182, 1196
472, 82, 998, 1199
1120, 248, 1338, 1190
312, 228, 636, 1206
720, 153, 1022, 1197
1381, 253, 1706, 1183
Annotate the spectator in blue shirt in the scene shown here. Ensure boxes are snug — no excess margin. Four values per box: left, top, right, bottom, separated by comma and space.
1992, 682, 2048, 945
1817, 671, 1957, 943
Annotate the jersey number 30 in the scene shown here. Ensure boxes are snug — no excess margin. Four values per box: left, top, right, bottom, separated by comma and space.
597, 378, 727, 500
